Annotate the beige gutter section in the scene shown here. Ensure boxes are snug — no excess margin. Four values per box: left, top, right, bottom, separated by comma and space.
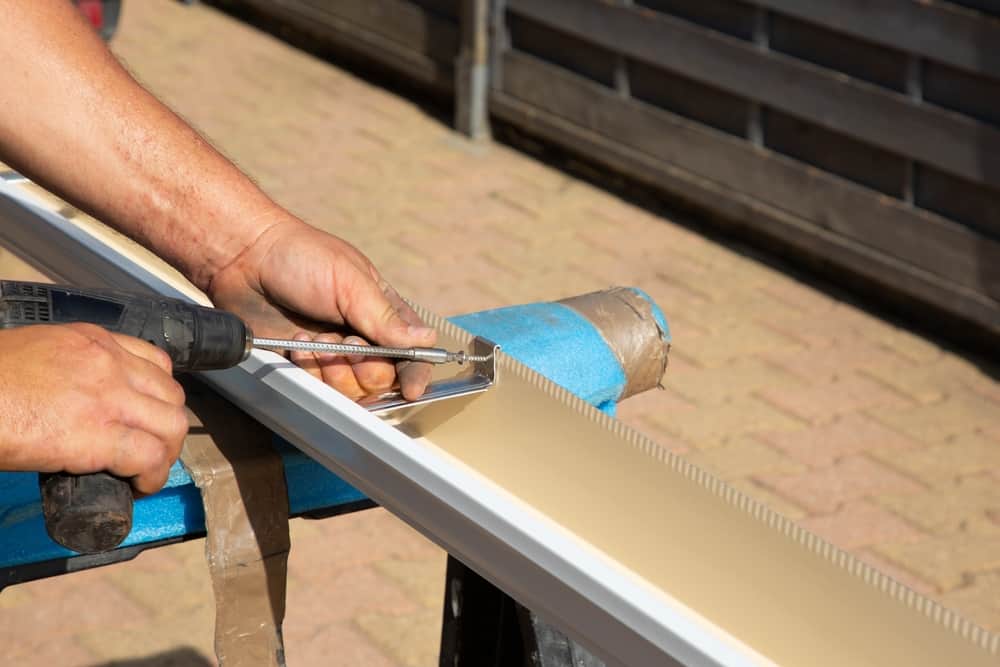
1, 176, 998, 664
399, 317, 1000, 666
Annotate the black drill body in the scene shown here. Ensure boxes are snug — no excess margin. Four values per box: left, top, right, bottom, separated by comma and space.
0, 281, 251, 370
0, 280, 252, 554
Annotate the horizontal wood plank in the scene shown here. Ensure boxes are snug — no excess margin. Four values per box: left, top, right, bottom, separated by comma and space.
295, 0, 458, 62
231, 0, 454, 88
506, 0, 1000, 192
491, 89, 1000, 337
500, 51, 1000, 303
751, 0, 1000, 80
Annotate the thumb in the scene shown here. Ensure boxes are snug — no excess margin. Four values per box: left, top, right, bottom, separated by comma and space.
344, 272, 436, 348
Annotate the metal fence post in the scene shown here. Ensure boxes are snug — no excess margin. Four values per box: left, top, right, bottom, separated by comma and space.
455, 0, 491, 139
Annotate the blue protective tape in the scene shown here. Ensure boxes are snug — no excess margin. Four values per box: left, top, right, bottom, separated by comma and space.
0, 292, 668, 569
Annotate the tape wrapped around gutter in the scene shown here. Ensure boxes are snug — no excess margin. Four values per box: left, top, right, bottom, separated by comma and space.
558, 287, 670, 399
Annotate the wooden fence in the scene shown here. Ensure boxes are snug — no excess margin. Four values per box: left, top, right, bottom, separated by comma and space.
213, 0, 1000, 343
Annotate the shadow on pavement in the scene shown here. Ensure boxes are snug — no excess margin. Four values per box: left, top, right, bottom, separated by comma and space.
88, 647, 212, 667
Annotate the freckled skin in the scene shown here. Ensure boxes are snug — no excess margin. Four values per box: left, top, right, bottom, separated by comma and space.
0, 1, 435, 493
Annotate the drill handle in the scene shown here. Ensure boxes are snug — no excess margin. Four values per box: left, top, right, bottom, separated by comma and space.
0, 280, 249, 554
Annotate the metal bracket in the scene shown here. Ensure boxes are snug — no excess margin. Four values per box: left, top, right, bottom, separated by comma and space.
359, 336, 499, 414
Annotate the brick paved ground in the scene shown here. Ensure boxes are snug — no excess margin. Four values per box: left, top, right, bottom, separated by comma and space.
1, 1, 999, 665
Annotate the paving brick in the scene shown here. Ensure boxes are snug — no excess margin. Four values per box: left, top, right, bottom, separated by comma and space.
760, 413, 919, 468
758, 279, 840, 317
862, 357, 991, 405
659, 285, 796, 334
668, 357, 804, 406
76, 617, 215, 666
356, 607, 442, 667
374, 555, 448, 608
874, 529, 1000, 591
681, 437, 805, 480
859, 324, 946, 365
877, 474, 1000, 536
763, 338, 912, 383
288, 508, 441, 574
614, 391, 695, 454
757, 374, 913, 424
0, 570, 152, 645
649, 395, 804, 447
285, 623, 399, 667
676, 321, 805, 369
104, 547, 213, 618
871, 433, 1000, 487
938, 572, 1000, 632
873, 391, 1000, 443
757, 455, 924, 515
762, 303, 898, 351
798, 501, 925, 551
971, 379, 1000, 407
286, 565, 418, 630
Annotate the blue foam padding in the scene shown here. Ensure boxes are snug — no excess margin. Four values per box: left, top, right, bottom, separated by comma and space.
0, 290, 669, 569
451, 303, 627, 414
450, 287, 670, 415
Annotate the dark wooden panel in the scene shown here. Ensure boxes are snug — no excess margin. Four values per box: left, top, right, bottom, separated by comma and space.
296, 0, 458, 63
764, 110, 908, 198
507, 14, 616, 87
769, 12, 909, 93
924, 60, 1000, 129
916, 165, 1000, 240
506, 0, 1000, 191
635, 0, 755, 40
750, 0, 1000, 79
942, 0, 1000, 19
629, 59, 750, 138
411, 0, 460, 20
491, 90, 1000, 336
500, 50, 1000, 298
222, 0, 454, 88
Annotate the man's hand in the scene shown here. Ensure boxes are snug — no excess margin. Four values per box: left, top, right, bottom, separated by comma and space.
208, 220, 437, 401
0, 1, 438, 404
0, 324, 187, 495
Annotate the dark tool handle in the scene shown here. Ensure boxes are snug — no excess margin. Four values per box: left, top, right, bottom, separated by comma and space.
0, 280, 251, 553
39, 472, 134, 554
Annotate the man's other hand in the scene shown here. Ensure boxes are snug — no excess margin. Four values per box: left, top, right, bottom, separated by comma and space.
0, 324, 187, 495
208, 220, 437, 401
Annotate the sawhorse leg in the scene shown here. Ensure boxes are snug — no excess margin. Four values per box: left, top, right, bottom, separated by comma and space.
439, 555, 605, 667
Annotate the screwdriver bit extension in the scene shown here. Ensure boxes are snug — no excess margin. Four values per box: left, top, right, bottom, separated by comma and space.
252, 337, 492, 365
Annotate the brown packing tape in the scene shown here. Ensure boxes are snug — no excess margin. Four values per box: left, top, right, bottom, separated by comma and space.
180, 379, 290, 667
557, 287, 669, 398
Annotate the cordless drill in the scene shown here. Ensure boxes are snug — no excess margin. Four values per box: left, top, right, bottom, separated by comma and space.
0, 280, 479, 554
0, 281, 250, 554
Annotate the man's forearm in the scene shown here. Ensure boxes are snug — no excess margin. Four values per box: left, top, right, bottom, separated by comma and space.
0, 1, 291, 290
